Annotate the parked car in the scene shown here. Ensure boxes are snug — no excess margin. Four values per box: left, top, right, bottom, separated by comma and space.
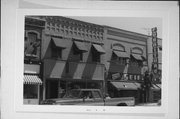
40, 89, 135, 106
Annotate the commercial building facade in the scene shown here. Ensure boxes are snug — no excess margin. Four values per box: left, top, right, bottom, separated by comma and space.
103, 26, 149, 103
24, 16, 162, 104
23, 17, 45, 104
40, 16, 105, 99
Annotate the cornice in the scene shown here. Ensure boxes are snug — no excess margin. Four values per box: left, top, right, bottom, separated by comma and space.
25, 16, 46, 28
105, 26, 149, 42
36, 16, 104, 42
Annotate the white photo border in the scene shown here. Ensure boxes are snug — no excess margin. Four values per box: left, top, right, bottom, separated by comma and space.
14, 8, 169, 116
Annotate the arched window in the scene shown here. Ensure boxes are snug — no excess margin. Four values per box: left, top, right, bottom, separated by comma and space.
25, 30, 41, 39
131, 47, 143, 55
111, 43, 129, 65
112, 43, 125, 52
130, 47, 144, 66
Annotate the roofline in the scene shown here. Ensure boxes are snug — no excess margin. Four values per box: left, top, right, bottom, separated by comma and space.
25, 16, 162, 40
64, 16, 103, 28
104, 25, 162, 40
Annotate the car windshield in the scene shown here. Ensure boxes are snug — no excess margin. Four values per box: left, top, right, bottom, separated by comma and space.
63, 90, 81, 98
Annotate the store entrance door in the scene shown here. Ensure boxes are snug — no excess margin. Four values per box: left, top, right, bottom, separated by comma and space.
46, 80, 58, 99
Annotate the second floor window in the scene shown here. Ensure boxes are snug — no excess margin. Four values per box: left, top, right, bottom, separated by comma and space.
119, 58, 126, 64
91, 44, 105, 63
111, 52, 127, 65
25, 32, 40, 58
73, 43, 83, 61
129, 59, 138, 66
72, 41, 88, 61
52, 46, 62, 59
92, 49, 101, 62
51, 37, 66, 59
73, 47, 83, 61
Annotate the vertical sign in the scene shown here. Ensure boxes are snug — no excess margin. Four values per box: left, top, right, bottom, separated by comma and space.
151, 27, 158, 81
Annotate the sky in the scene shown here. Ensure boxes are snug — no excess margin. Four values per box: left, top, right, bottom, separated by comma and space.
68, 16, 162, 38
19, 0, 163, 39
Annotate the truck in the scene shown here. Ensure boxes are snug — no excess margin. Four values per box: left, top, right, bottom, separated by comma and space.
41, 89, 135, 106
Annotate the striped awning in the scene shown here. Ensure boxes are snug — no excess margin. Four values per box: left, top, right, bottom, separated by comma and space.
113, 51, 130, 58
110, 82, 139, 90
92, 44, 106, 54
74, 41, 88, 52
151, 84, 161, 90
24, 75, 42, 85
52, 37, 66, 48
131, 54, 143, 61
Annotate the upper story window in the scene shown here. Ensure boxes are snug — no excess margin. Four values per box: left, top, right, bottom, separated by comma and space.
73, 45, 83, 61
129, 56, 138, 66
24, 31, 41, 63
72, 41, 88, 61
52, 46, 62, 59
111, 43, 129, 65
25, 32, 38, 55
130, 47, 145, 66
51, 37, 66, 59
111, 51, 129, 65
91, 44, 105, 63
129, 54, 144, 66
92, 49, 101, 62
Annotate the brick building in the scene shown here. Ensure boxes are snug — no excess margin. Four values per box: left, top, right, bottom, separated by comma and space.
23, 16, 161, 104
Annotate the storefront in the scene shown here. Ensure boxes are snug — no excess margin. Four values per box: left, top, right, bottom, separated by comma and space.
45, 79, 103, 99
23, 75, 42, 104
149, 83, 161, 103
23, 64, 42, 105
108, 81, 141, 103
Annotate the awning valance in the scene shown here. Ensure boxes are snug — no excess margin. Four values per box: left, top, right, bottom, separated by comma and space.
131, 54, 143, 61
92, 44, 106, 54
151, 84, 161, 90
110, 82, 139, 90
24, 75, 42, 85
74, 41, 88, 52
113, 51, 130, 58
52, 37, 66, 48
156, 84, 161, 88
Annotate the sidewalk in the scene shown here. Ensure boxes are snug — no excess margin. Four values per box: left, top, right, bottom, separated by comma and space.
136, 103, 159, 106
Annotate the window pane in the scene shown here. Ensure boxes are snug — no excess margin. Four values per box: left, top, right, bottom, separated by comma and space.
25, 32, 40, 56
24, 85, 38, 99
92, 51, 100, 62
52, 47, 62, 59
73, 44, 83, 61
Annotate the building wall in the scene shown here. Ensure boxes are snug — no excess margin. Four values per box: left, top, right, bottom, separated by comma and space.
104, 26, 148, 82
24, 17, 46, 102
24, 17, 45, 62
38, 16, 106, 99
39, 16, 105, 82
43, 59, 104, 81
24, 16, 162, 100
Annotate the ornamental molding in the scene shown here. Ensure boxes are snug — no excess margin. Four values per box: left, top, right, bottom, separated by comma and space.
107, 29, 148, 42
111, 42, 125, 52
25, 16, 45, 28
131, 47, 143, 55
39, 16, 104, 41
25, 30, 41, 39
